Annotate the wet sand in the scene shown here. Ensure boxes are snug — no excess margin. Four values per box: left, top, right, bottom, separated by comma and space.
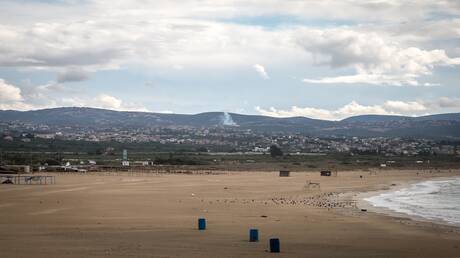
1, 170, 460, 257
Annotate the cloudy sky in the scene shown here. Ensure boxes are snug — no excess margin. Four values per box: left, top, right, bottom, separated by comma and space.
0, 0, 460, 120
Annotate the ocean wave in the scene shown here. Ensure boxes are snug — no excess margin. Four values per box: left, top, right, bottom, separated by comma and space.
364, 177, 460, 225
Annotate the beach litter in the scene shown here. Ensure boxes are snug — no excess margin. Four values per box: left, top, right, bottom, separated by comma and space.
269, 238, 280, 253
198, 218, 206, 230
249, 229, 259, 242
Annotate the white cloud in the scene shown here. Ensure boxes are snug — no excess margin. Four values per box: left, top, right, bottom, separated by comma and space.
303, 74, 419, 86
0, 19, 301, 75
255, 98, 460, 120
0, 102, 34, 111
383, 100, 427, 112
84, 0, 460, 24
85, 94, 148, 112
298, 29, 460, 86
0, 0, 459, 113
0, 78, 149, 112
336, 101, 389, 117
0, 1, 457, 88
95, 94, 122, 109
255, 101, 393, 120
255, 105, 339, 120
0, 79, 38, 110
253, 64, 269, 80
158, 110, 174, 114
0, 79, 23, 102
256, 102, 391, 120
0, 22, 127, 71
57, 94, 150, 112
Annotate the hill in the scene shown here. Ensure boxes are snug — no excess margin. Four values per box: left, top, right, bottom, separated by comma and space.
1, 107, 460, 139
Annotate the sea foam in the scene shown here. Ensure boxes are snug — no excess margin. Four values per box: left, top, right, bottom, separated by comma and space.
364, 177, 460, 225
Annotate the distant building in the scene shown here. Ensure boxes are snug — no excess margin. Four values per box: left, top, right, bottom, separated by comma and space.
133, 161, 151, 166
3, 136, 13, 141
34, 133, 55, 139
253, 146, 269, 153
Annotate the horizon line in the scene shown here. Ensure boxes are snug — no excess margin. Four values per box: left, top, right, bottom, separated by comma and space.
1, 106, 459, 122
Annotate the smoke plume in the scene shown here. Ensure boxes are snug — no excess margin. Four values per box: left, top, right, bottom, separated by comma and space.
221, 112, 237, 126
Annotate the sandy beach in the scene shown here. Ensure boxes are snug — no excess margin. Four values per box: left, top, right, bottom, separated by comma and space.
1, 170, 460, 258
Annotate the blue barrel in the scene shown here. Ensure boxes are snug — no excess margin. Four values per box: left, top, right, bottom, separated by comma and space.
269, 238, 280, 253
249, 229, 259, 242
198, 218, 206, 230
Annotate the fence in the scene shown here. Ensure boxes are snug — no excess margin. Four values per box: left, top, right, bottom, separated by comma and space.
1, 175, 56, 185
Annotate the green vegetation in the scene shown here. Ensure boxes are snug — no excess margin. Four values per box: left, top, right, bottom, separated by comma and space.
1, 138, 459, 171
269, 145, 283, 157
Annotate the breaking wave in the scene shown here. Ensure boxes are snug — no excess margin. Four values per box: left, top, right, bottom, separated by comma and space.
364, 177, 460, 225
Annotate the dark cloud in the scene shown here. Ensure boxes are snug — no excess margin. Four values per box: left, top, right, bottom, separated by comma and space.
57, 68, 90, 83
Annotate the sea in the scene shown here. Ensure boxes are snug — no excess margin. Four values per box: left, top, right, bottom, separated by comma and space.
364, 177, 460, 225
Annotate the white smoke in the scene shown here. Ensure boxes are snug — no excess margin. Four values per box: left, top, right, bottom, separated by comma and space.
221, 112, 237, 126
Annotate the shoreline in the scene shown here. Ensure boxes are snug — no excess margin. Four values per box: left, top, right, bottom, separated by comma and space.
354, 176, 460, 229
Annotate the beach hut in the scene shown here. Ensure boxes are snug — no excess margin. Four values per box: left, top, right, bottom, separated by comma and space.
279, 170, 290, 177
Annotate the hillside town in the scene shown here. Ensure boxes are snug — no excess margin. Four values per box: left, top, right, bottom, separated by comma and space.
1, 120, 458, 156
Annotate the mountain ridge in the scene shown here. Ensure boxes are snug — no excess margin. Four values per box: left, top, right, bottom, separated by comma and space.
1, 107, 460, 139
3, 106, 460, 122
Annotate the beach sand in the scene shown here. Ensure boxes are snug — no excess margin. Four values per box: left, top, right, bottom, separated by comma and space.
1, 170, 460, 257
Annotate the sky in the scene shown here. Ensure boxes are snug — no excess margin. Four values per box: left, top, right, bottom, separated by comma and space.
0, 0, 460, 120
